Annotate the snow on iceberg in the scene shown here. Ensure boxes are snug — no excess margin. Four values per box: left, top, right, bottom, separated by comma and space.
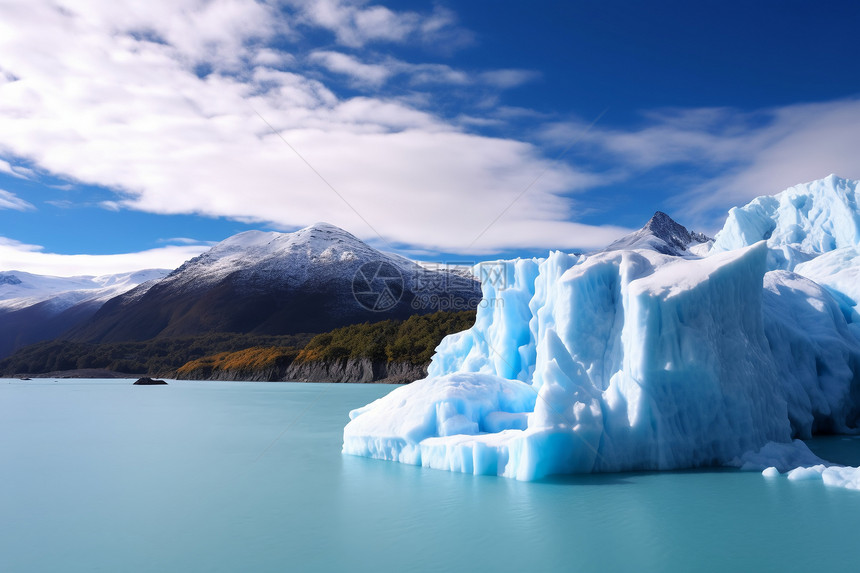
794, 247, 860, 330
771, 464, 860, 491
342, 372, 536, 475
713, 174, 860, 337
711, 174, 860, 270
344, 237, 860, 480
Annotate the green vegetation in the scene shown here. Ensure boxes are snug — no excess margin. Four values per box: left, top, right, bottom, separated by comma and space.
0, 310, 477, 379
294, 310, 476, 366
0, 333, 314, 376
175, 346, 302, 379
176, 310, 476, 379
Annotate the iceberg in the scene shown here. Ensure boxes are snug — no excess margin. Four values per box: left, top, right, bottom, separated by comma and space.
344, 176, 860, 485
761, 463, 860, 491
727, 439, 827, 472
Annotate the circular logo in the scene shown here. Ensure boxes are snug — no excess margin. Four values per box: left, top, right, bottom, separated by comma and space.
352, 261, 404, 312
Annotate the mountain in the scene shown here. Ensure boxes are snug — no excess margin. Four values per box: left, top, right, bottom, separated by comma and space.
67, 223, 483, 343
0, 269, 168, 359
603, 211, 712, 256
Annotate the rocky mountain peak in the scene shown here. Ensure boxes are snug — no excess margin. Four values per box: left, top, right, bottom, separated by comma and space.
604, 211, 712, 256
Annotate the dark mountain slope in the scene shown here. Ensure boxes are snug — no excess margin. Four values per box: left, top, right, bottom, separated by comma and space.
68, 223, 482, 343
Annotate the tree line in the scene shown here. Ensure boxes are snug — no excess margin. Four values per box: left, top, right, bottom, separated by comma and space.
0, 310, 476, 378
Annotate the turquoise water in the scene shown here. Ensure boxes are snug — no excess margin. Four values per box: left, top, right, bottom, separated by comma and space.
1, 379, 858, 573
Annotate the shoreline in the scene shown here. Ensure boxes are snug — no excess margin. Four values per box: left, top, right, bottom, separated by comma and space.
3, 368, 414, 383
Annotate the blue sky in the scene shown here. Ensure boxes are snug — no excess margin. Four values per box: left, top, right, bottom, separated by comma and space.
1, 0, 859, 275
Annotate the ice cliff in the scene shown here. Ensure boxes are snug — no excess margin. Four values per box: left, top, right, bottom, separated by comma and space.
344, 176, 860, 483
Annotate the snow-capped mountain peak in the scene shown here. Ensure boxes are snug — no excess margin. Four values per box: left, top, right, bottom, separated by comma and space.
169, 222, 403, 289
0, 269, 170, 311
603, 211, 712, 256
68, 222, 482, 343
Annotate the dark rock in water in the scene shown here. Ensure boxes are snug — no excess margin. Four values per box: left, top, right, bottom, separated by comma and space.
134, 377, 167, 385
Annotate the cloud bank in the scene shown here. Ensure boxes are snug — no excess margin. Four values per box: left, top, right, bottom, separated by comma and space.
0, 0, 616, 260
0, 0, 858, 275
0, 237, 207, 277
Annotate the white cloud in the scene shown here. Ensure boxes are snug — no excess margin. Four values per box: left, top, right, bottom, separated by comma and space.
253, 48, 296, 68
3, 0, 853, 266
0, 0, 626, 259
158, 237, 217, 246
289, 0, 471, 49
0, 189, 34, 211
689, 100, 860, 214
405, 63, 470, 86
0, 158, 35, 179
0, 237, 207, 276
308, 50, 532, 90
309, 50, 393, 86
296, 0, 414, 46
48, 0, 281, 68
541, 99, 860, 229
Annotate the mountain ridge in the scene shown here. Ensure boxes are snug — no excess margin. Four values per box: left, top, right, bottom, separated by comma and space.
65, 222, 483, 343
0, 269, 169, 359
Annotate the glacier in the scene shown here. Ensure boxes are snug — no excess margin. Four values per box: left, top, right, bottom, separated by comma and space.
344, 176, 860, 487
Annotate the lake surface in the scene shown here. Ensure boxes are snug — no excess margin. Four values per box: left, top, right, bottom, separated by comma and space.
1, 379, 858, 572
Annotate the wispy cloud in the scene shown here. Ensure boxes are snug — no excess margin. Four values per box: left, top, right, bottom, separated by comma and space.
688, 99, 860, 216
308, 50, 535, 91
540, 98, 860, 229
0, 189, 34, 211
308, 50, 393, 87
157, 237, 218, 246
0, 236, 208, 276
289, 0, 473, 49
45, 199, 75, 209
0, 158, 35, 179
479, 69, 541, 89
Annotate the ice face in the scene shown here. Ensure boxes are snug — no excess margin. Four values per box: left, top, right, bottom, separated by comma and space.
344, 176, 860, 484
